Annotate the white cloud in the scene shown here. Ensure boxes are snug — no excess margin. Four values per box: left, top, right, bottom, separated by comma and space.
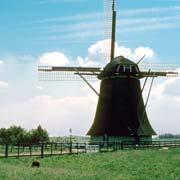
117, 45, 155, 62
35, 86, 43, 91
31, 6, 180, 42
77, 40, 155, 66
115, 45, 132, 58
0, 81, 8, 89
134, 47, 154, 59
33, 6, 180, 24
147, 94, 180, 134
151, 73, 180, 97
120, 21, 180, 33
77, 56, 98, 67
119, 6, 180, 16
142, 73, 180, 134
36, 17, 180, 41
33, 12, 102, 24
76, 40, 106, 67
80, 81, 100, 97
39, 52, 69, 66
88, 40, 106, 61
0, 60, 3, 65
0, 90, 98, 136
118, 16, 180, 27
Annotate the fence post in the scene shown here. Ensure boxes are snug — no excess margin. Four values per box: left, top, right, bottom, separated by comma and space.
112, 142, 115, 152
41, 143, 44, 158
69, 142, 72, 155
77, 143, 78, 154
17, 143, 20, 158
29, 144, 32, 157
50, 143, 53, 156
60, 143, 62, 155
85, 142, 87, 153
121, 141, 123, 150
5, 144, 8, 158
114, 142, 117, 152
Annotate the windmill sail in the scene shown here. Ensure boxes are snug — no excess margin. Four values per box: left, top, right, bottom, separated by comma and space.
38, 64, 178, 81
139, 64, 178, 77
38, 66, 101, 81
104, 0, 116, 62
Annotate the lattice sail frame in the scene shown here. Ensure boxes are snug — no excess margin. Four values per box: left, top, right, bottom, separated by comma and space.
104, 0, 116, 62
38, 66, 101, 81
38, 64, 178, 81
139, 63, 178, 77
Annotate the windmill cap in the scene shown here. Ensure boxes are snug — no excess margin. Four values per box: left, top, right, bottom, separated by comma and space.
108, 56, 136, 66
98, 56, 140, 79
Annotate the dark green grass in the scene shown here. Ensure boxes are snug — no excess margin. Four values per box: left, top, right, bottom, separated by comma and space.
0, 148, 180, 180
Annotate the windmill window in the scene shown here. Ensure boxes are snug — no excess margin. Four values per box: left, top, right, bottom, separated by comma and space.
115, 65, 123, 74
123, 65, 132, 72
132, 66, 139, 73
114, 65, 139, 75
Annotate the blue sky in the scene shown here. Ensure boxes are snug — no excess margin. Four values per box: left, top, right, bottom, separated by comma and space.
0, 0, 180, 136
1, 0, 180, 58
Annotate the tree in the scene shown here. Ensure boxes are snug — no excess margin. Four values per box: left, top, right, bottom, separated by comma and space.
159, 134, 174, 138
0, 125, 49, 144
0, 128, 9, 143
30, 125, 49, 143
6, 125, 26, 144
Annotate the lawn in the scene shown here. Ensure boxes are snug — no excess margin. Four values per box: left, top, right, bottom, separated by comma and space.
0, 148, 180, 180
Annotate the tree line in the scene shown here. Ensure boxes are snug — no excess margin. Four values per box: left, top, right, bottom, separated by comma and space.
159, 133, 180, 139
0, 125, 49, 144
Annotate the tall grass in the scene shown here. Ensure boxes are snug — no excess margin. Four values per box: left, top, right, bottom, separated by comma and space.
0, 148, 180, 180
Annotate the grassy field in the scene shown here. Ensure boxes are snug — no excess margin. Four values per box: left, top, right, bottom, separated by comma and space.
0, 148, 180, 180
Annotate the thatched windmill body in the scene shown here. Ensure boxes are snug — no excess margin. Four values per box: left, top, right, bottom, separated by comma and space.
38, 0, 178, 143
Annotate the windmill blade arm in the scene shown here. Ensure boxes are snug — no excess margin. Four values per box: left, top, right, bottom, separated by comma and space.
38, 66, 101, 81
38, 66, 101, 73
74, 72, 100, 76
140, 71, 178, 78
139, 63, 178, 78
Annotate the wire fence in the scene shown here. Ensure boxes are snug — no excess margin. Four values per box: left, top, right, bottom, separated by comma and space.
1, 140, 180, 158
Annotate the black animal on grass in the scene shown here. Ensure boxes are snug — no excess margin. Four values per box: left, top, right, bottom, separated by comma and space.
31, 160, 40, 168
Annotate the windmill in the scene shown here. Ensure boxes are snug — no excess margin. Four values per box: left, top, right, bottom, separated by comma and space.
38, 0, 178, 143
